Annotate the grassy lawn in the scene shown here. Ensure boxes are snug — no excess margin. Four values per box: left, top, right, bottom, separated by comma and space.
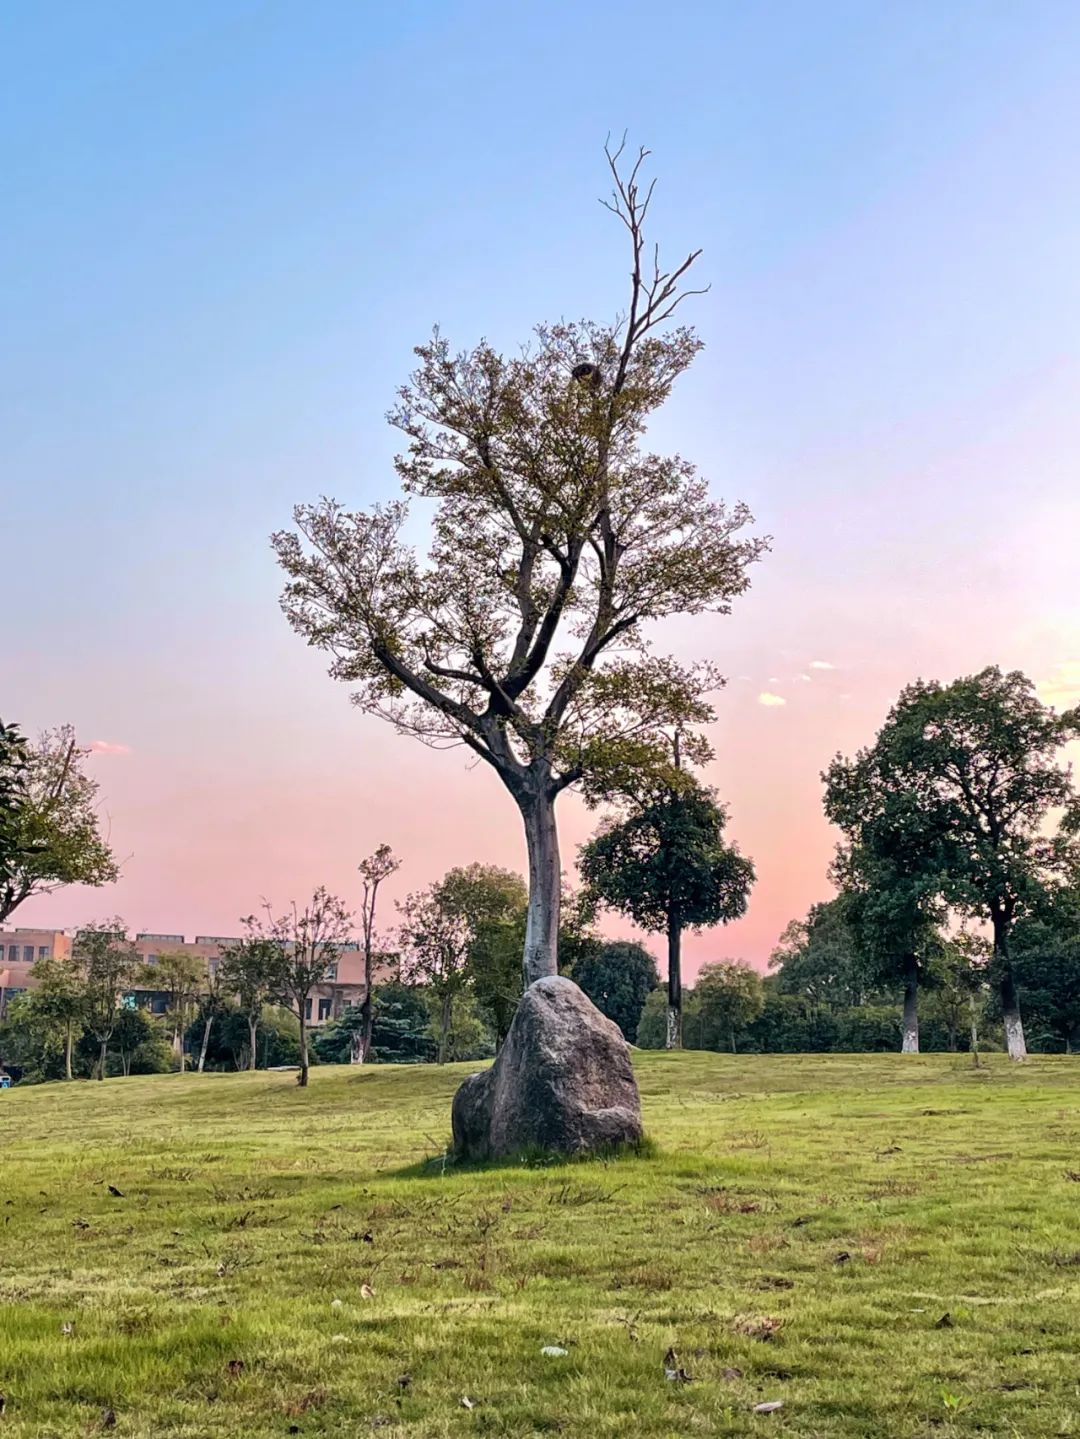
3, 1052, 1080, 1437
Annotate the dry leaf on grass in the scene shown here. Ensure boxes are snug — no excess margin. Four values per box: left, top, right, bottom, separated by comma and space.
732, 1314, 783, 1341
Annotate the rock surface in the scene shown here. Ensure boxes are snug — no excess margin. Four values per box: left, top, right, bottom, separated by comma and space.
451, 976, 643, 1160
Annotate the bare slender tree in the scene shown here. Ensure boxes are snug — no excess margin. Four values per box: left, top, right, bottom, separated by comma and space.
355, 843, 400, 1063
273, 143, 766, 986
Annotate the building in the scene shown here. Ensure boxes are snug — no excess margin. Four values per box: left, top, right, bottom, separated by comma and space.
0, 926, 393, 1026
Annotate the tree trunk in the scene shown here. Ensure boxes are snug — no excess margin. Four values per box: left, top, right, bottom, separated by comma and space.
730, 1027, 737, 1054
666, 908, 682, 1050
64, 1020, 74, 1081
247, 1013, 258, 1071
901, 954, 919, 1053
969, 995, 981, 1066
1000, 968, 1027, 1061
198, 1014, 213, 1073
297, 1012, 309, 1087
177, 1016, 186, 1074
994, 917, 1026, 1061
521, 790, 561, 987
357, 949, 374, 1063
98, 1039, 107, 1080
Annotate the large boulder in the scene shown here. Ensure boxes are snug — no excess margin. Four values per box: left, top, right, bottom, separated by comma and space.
451, 976, 643, 1160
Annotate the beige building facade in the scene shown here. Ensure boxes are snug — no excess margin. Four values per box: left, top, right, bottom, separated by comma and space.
0, 926, 388, 1026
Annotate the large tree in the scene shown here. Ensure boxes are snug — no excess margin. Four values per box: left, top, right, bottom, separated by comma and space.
838, 668, 1079, 1059
823, 749, 951, 1054
0, 726, 119, 923
579, 769, 753, 1048
355, 843, 401, 1063
272, 144, 765, 988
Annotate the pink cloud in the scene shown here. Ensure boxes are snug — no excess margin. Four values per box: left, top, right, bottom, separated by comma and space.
90, 739, 132, 756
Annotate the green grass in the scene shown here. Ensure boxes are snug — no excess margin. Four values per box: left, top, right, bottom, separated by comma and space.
3, 1052, 1080, 1437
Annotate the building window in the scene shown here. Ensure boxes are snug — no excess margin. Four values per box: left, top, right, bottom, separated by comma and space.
208, 959, 219, 978
304, 998, 312, 1021
22, 946, 34, 963
7, 945, 16, 962
318, 997, 332, 1022
145, 953, 158, 967
325, 963, 338, 981
38, 946, 49, 959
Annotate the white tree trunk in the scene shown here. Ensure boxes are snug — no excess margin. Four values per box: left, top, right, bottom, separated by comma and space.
997, 932, 1026, 1061
901, 956, 919, 1054
522, 793, 561, 988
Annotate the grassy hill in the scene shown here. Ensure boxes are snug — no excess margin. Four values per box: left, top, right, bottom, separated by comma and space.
2, 1052, 1080, 1436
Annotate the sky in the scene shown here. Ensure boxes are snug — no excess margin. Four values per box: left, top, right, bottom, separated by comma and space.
5, 1, 1080, 973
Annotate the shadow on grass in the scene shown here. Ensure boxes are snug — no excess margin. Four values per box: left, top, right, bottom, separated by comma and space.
388, 1134, 660, 1181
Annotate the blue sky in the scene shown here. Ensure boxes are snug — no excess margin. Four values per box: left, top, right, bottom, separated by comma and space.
6, 1, 1080, 962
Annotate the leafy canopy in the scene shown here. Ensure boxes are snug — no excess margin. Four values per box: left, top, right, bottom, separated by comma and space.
579, 780, 754, 934
272, 144, 766, 804
840, 668, 1079, 936
0, 725, 119, 923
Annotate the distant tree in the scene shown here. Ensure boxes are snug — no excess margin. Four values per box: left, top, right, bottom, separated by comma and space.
397, 884, 472, 1063
570, 939, 659, 1043
73, 922, 140, 1081
370, 982, 437, 1064
0, 726, 119, 924
257, 888, 353, 1088
441, 863, 528, 1046
695, 960, 765, 1053
219, 934, 286, 1072
146, 950, 205, 1072
580, 766, 753, 1048
272, 144, 766, 990
104, 1006, 172, 1077
922, 933, 987, 1054
1009, 886, 1080, 1051
824, 737, 951, 1053
769, 900, 871, 1011
1, 989, 75, 1080
28, 956, 86, 1080
194, 959, 227, 1073
356, 844, 401, 1063
844, 668, 1080, 1059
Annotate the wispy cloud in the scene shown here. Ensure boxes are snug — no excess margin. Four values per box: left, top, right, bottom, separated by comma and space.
809, 659, 836, 671
795, 673, 812, 683
758, 692, 787, 708
1036, 661, 1080, 710
90, 739, 131, 756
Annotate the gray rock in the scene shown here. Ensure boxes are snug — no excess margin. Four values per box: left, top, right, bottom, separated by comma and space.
451, 976, 643, 1160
